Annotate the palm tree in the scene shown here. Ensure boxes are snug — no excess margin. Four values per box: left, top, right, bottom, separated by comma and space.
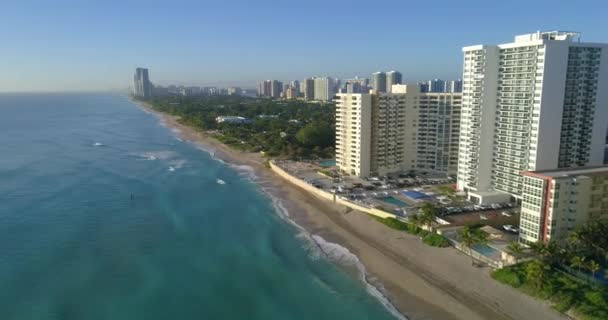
408, 213, 422, 228
526, 259, 550, 290
570, 256, 586, 274
459, 225, 489, 265
419, 202, 438, 232
588, 260, 601, 279
507, 241, 524, 256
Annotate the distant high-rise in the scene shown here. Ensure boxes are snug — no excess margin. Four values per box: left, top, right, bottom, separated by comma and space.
446, 79, 462, 93
303, 78, 315, 100
291, 80, 300, 97
133, 68, 152, 98
258, 80, 272, 97
371, 72, 387, 93
313, 77, 334, 101
457, 31, 608, 206
427, 79, 445, 93
386, 71, 402, 93
271, 80, 283, 98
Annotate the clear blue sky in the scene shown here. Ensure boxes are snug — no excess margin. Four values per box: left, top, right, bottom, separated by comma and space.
1, 0, 607, 92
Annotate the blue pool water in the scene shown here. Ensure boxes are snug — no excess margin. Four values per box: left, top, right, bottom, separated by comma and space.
472, 244, 500, 257
0, 94, 401, 320
379, 196, 409, 207
319, 160, 337, 167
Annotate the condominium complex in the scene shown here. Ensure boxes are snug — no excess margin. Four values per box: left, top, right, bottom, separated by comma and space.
519, 166, 608, 244
133, 68, 152, 98
335, 85, 462, 177
457, 31, 608, 204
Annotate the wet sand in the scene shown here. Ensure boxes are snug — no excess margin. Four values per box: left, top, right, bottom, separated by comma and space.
135, 100, 566, 320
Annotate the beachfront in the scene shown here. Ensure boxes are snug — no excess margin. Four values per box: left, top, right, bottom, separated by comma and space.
137, 100, 566, 320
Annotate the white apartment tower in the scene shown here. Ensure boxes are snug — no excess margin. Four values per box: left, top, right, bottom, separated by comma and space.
335, 94, 372, 176
457, 31, 608, 204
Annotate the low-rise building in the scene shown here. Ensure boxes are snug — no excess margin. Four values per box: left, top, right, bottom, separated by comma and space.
215, 116, 252, 124
519, 166, 608, 244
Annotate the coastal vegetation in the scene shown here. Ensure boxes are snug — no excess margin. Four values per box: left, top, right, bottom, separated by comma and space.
373, 216, 450, 248
142, 96, 335, 159
492, 221, 608, 319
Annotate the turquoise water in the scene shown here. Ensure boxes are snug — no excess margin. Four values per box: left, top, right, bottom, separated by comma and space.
319, 160, 337, 167
472, 244, 500, 258
0, 94, 400, 320
379, 196, 409, 207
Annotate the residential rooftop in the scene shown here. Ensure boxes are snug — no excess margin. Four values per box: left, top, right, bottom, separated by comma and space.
521, 165, 608, 178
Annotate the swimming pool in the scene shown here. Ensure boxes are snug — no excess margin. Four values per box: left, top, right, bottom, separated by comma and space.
472, 244, 500, 258
379, 196, 409, 207
319, 160, 336, 167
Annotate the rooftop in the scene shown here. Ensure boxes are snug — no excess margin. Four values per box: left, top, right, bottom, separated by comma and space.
522, 165, 608, 178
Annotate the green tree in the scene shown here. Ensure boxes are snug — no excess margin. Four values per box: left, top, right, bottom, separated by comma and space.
507, 241, 524, 256
295, 121, 334, 149
419, 202, 438, 231
571, 256, 586, 274
409, 214, 422, 228
588, 260, 601, 279
526, 259, 550, 290
459, 225, 489, 265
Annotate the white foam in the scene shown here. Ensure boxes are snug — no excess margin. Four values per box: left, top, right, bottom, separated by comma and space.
169, 159, 187, 169
168, 166, 176, 172
263, 191, 408, 320
93, 142, 104, 147
228, 163, 258, 181
216, 179, 226, 185
136, 150, 178, 161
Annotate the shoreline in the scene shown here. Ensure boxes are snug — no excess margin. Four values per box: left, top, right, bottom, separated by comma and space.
133, 99, 566, 320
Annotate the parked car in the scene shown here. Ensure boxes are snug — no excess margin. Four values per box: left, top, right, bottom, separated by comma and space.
502, 225, 519, 233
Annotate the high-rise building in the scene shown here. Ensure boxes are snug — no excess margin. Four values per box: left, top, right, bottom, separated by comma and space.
285, 87, 298, 99
371, 72, 387, 93
335, 94, 373, 176
335, 85, 462, 177
133, 68, 152, 98
271, 80, 283, 98
427, 79, 445, 93
446, 79, 462, 93
386, 71, 402, 93
258, 80, 272, 97
457, 31, 608, 205
313, 77, 334, 101
291, 80, 300, 97
227, 87, 242, 95
303, 78, 315, 101
519, 166, 608, 244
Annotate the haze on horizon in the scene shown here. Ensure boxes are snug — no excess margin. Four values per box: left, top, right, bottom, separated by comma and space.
1, 0, 607, 92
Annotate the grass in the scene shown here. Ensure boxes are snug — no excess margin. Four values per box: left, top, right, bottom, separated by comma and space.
492, 262, 608, 319
373, 217, 450, 248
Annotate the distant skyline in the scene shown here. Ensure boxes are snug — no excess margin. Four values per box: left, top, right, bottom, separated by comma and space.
1, 0, 607, 92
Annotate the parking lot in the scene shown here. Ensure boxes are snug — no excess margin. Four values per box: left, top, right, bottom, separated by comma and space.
275, 160, 521, 229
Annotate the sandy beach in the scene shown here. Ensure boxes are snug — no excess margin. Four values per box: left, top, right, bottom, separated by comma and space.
136, 100, 566, 320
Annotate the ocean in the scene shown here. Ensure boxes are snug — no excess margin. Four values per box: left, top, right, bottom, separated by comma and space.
0, 93, 400, 320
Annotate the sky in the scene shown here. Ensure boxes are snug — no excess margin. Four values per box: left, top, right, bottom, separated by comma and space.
1, 0, 607, 92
